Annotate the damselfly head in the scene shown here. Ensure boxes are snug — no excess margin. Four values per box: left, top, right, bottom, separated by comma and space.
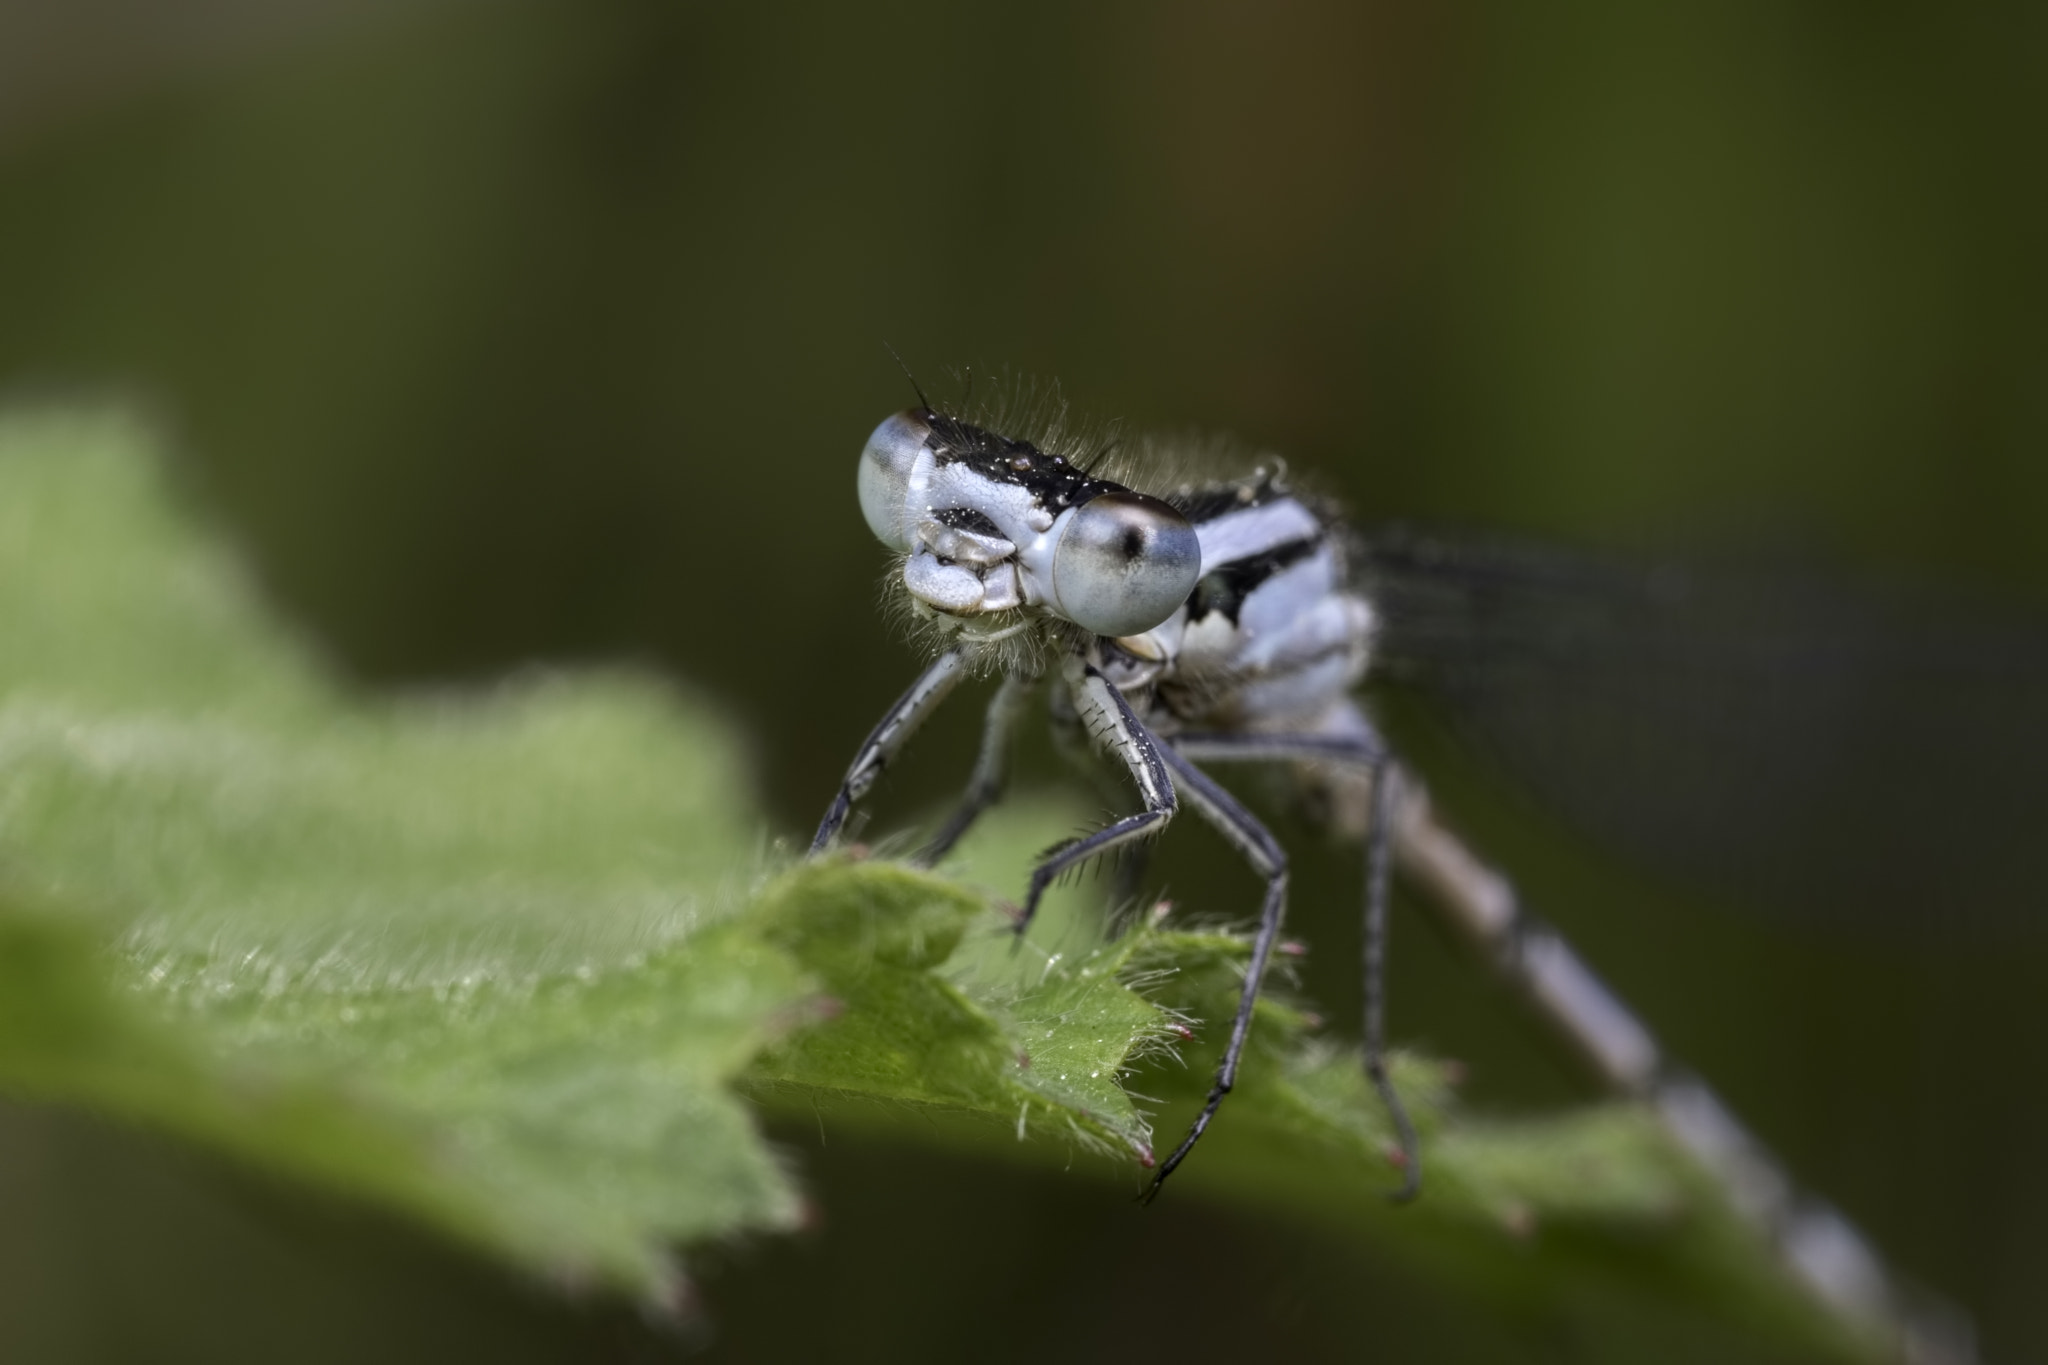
857, 409, 1201, 654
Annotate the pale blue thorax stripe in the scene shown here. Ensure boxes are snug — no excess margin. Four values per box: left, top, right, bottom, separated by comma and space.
1193, 498, 1323, 573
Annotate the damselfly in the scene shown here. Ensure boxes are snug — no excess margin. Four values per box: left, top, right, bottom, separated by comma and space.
811, 384, 1998, 1364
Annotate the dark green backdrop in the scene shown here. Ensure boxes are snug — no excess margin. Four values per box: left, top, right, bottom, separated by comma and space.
2, 2, 2043, 1361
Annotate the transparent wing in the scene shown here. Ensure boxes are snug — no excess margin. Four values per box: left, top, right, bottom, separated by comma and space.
1355, 527, 2048, 934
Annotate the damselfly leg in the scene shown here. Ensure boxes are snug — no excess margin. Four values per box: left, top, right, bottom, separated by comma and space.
812, 650, 966, 853
1014, 661, 1176, 938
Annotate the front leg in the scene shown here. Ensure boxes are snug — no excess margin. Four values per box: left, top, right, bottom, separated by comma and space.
914, 672, 1040, 866
1048, 682, 1156, 913
811, 650, 968, 853
1015, 660, 1177, 934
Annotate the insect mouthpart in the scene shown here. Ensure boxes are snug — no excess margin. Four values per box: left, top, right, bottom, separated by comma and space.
901, 509, 1023, 615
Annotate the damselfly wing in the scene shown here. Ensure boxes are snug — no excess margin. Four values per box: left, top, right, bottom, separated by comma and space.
1355, 529, 2048, 934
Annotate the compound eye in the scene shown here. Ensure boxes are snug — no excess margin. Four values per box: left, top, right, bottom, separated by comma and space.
1049, 491, 1202, 636
857, 411, 929, 551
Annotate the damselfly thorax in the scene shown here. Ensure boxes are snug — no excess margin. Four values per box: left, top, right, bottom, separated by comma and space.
812, 401, 1971, 1365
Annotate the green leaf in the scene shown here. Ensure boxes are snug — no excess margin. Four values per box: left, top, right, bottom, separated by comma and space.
0, 409, 806, 1297
0, 407, 1884, 1359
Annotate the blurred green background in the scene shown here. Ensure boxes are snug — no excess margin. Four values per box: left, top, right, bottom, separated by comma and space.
1, 1, 2044, 1361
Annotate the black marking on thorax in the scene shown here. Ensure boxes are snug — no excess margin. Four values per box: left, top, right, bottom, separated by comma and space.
1187, 536, 1324, 626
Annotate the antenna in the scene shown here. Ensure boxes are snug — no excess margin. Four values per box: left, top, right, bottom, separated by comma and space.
881, 341, 931, 411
